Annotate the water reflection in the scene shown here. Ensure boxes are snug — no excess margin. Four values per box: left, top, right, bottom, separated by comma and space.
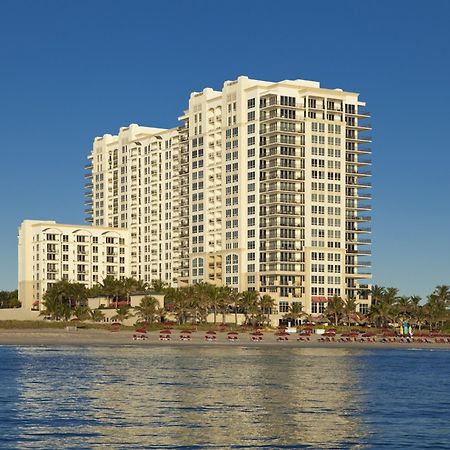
5, 346, 372, 449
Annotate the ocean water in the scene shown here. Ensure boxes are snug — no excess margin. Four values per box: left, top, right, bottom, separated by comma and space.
0, 345, 449, 449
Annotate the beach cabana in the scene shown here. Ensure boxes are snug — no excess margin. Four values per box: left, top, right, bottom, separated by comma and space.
205, 330, 217, 342
227, 331, 239, 341
276, 332, 289, 341
250, 331, 263, 342
159, 329, 172, 341
180, 330, 192, 341
110, 322, 121, 332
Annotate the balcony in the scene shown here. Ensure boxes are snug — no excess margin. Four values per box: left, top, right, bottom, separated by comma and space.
346, 135, 372, 144
346, 202, 371, 211
347, 180, 372, 189
84, 182, 93, 189
346, 168, 372, 176
346, 110, 370, 118
346, 157, 372, 166
347, 123, 372, 131
347, 226, 371, 233
347, 147, 371, 155
260, 98, 304, 111
347, 238, 372, 246
260, 112, 299, 124
346, 193, 372, 200
260, 125, 304, 135
347, 249, 372, 256
346, 260, 371, 267
346, 215, 371, 222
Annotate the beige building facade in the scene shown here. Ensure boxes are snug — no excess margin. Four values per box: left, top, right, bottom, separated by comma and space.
18, 220, 130, 311
85, 76, 372, 319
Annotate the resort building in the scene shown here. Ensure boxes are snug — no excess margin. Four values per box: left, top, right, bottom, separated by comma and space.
85, 125, 181, 286
85, 76, 372, 317
18, 220, 130, 311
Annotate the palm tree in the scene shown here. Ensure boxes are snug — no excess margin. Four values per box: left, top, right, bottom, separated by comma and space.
122, 277, 147, 304
98, 276, 124, 306
325, 296, 345, 326
150, 279, 167, 293
433, 285, 450, 307
343, 297, 358, 325
112, 305, 133, 323
207, 285, 222, 324
369, 285, 386, 305
394, 296, 412, 323
283, 302, 306, 326
168, 287, 195, 325
69, 283, 89, 308
424, 292, 448, 330
89, 308, 105, 322
223, 288, 241, 325
134, 296, 160, 324
369, 299, 394, 328
216, 286, 232, 324
240, 290, 259, 326
73, 305, 90, 321
41, 280, 74, 320
260, 294, 275, 325
193, 282, 213, 324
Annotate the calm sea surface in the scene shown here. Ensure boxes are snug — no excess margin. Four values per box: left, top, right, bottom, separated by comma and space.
0, 345, 449, 449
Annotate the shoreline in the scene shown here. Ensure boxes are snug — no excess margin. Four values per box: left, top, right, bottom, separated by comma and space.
1, 328, 450, 350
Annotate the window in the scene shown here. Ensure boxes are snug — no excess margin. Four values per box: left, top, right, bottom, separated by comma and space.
359, 303, 369, 315
279, 301, 289, 313
248, 98, 255, 108
311, 302, 326, 314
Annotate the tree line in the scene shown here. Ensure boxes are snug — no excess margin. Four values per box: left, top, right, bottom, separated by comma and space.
0, 290, 20, 308
31, 278, 450, 331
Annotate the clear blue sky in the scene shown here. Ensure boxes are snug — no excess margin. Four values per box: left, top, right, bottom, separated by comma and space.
1, 0, 449, 299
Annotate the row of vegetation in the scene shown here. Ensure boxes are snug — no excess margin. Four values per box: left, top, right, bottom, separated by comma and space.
0, 290, 20, 308
32, 278, 450, 331
2, 278, 449, 331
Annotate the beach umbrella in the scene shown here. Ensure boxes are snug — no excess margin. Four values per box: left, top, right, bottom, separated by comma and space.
160, 329, 172, 334
323, 331, 335, 337
181, 329, 192, 334
135, 328, 147, 334
227, 331, 239, 335
206, 330, 217, 335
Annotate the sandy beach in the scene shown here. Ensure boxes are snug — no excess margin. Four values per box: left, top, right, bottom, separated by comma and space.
0, 328, 449, 350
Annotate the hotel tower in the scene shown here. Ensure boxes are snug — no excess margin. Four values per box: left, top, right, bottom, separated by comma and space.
84, 76, 372, 317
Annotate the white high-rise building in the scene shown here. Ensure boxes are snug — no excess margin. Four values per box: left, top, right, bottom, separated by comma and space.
85, 76, 372, 317
18, 220, 130, 311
